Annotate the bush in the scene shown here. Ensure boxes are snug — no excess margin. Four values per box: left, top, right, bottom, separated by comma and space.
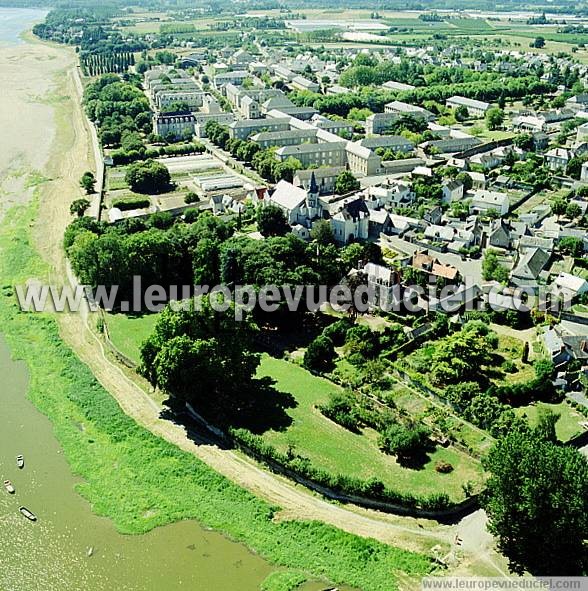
435, 461, 454, 473
229, 428, 453, 511
320, 390, 361, 432
501, 360, 517, 374
112, 197, 151, 211
322, 318, 352, 347
303, 335, 336, 373
379, 423, 431, 458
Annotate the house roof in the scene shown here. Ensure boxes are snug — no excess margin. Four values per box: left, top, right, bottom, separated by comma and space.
269, 180, 307, 211
446, 95, 490, 111
512, 247, 550, 280
553, 272, 588, 294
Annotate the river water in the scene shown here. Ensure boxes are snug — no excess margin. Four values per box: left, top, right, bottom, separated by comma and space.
0, 9, 328, 591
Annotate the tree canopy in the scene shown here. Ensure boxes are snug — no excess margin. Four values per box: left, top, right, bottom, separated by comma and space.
483, 419, 588, 575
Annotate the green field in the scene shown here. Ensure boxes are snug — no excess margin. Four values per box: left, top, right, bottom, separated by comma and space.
105, 312, 158, 364
257, 356, 484, 502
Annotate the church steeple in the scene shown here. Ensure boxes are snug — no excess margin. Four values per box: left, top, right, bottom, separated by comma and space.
307, 170, 319, 211
309, 170, 318, 195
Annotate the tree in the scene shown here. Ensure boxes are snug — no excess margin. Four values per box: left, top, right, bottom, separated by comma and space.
455, 171, 473, 192
80, 171, 96, 194
531, 36, 546, 48
454, 105, 469, 122
139, 298, 260, 418
566, 157, 585, 180
379, 423, 431, 458
483, 424, 588, 575
558, 238, 584, 261
125, 160, 171, 194
482, 249, 509, 283
565, 202, 582, 220
310, 220, 335, 246
485, 107, 505, 131
256, 205, 290, 237
551, 196, 568, 217
334, 170, 360, 195
303, 335, 336, 373
70, 198, 91, 218
513, 133, 534, 152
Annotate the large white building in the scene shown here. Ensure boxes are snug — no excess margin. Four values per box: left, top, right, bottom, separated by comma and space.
446, 96, 491, 117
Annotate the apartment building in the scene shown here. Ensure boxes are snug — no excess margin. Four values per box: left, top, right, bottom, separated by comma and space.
275, 141, 348, 168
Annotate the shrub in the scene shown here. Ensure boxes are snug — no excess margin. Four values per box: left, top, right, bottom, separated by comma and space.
319, 390, 361, 432
322, 318, 352, 347
112, 197, 151, 211
303, 335, 336, 373
379, 423, 431, 458
435, 461, 454, 473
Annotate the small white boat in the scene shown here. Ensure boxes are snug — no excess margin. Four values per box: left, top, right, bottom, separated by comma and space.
4, 480, 15, 494
87, 547, 94, 557
19, 507, 37, 522
16, 455, 24, 469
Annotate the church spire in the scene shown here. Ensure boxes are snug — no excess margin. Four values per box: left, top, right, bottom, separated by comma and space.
309, 170, 318, 195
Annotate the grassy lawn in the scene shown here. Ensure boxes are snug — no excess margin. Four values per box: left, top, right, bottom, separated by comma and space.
494, 334, 536, 386
106, 166, 129, 191
105, 312, 159, 364
515, 401, 585, 442
257, 356, 484, 502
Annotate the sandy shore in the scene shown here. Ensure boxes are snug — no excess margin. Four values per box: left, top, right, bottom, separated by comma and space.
0, 35, 81, 222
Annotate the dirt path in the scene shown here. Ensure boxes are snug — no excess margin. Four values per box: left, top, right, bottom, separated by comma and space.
27, 40, 511, 578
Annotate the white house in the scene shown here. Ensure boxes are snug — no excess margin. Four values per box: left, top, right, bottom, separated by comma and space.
330, 200, 369, 244
552, 272, 588, 302
469, 190, 509, 216
267, 180, 319, 225
545, 148, 572, 172
442, 180, 464, 204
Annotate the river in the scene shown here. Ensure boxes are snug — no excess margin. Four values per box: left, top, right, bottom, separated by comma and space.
0, 9, 327, 591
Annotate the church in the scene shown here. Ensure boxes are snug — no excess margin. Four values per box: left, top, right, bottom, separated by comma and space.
257, 171, 369, 245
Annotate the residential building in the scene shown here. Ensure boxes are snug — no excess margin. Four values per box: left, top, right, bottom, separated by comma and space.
275, 142, 348, 168
290, 75, 320, 93
384, 101, 435, 121
446, 96, 491, 117
382, 80, 415, 92
361, 262, 402, 311
331, 199, 370, 244
250, 128, 317, 148
345, 142, 382, 176
545, 148, 572, 172
469, 190, 509, 216
294, 167, 345, 195
228, 117, 291, 140
213, 70, 250, 89
154, 112, 195, 140
357, 136, 414, 153
442, 180, 464, 204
